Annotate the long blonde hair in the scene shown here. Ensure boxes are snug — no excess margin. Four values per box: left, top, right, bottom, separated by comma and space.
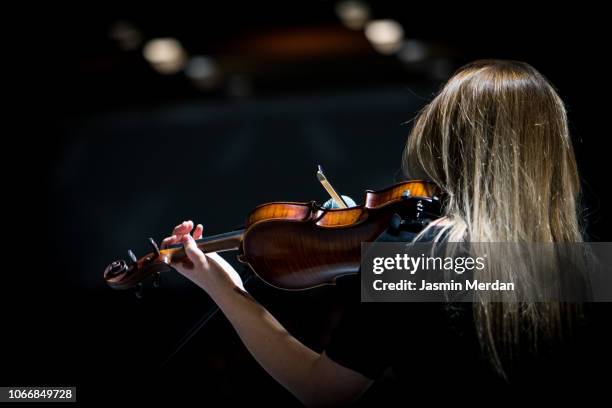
403, 60, 583, 377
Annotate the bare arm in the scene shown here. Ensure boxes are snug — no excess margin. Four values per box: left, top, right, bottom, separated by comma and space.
162, 221, 373, 406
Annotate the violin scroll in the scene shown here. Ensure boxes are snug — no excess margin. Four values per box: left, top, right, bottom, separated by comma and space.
104, 259, 129, 278
104, 239, 172, 291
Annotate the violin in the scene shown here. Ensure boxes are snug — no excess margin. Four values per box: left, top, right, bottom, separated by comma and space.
103, 167, 442, 292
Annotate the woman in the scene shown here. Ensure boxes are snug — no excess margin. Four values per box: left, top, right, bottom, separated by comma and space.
161, 60, 584, 405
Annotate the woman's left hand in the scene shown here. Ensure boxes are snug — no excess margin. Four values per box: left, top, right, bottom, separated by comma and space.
160, 220, 245, 295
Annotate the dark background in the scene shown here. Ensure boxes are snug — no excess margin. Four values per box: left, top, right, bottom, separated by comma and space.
4, 2, 611, 404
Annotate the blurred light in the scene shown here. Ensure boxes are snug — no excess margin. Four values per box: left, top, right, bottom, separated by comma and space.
185, 56, 219, 90
108, 21, 142, 51
334, 1, 370, 30
364, 19, 404, 55
143, 38, 187, 74
398, 40, 428, 63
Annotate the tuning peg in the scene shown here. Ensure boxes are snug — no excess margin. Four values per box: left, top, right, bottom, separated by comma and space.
401, 189, 412, 200
153, 272, 161, 288
127, 249, 138, 266
134, 282, 144, 299
148, 238, 161, 257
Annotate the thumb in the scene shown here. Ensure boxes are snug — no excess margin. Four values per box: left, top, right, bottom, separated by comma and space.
182, 234, 207, 267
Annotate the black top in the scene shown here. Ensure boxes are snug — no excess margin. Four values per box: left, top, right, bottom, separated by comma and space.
323, 221, 610, 402
325, 226, 500, 391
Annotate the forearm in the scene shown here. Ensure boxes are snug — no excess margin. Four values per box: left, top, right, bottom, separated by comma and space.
178, 250, 370, 406
189, 257, 320, 405
212, 282, 321, 402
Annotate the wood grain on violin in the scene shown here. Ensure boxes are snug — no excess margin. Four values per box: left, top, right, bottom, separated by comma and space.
104, 181, 442, 291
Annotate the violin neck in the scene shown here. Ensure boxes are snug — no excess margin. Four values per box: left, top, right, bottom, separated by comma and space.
165, 229, 245, 258
195, 229, 245, 253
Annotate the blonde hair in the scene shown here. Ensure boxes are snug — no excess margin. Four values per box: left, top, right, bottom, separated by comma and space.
403, 60, 583, 377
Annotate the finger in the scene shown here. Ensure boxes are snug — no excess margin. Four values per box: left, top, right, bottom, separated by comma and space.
173, 220, 191, 236
172, 220, 193, 237
182, 234, 207, 267
193, 224, 204, 240
161, 235, 178, 249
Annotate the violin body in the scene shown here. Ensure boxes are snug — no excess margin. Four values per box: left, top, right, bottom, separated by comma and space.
241, 181, 441, 289
104, 181, 442, 291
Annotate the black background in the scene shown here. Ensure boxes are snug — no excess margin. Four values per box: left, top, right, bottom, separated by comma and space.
4, 2, 611, 404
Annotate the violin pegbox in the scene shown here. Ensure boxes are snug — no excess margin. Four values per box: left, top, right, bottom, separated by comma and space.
103, 237, 170, 296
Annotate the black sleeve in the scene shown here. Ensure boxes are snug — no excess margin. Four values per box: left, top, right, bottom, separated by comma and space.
325, 300, 396, 380
324, 226, 442, 379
